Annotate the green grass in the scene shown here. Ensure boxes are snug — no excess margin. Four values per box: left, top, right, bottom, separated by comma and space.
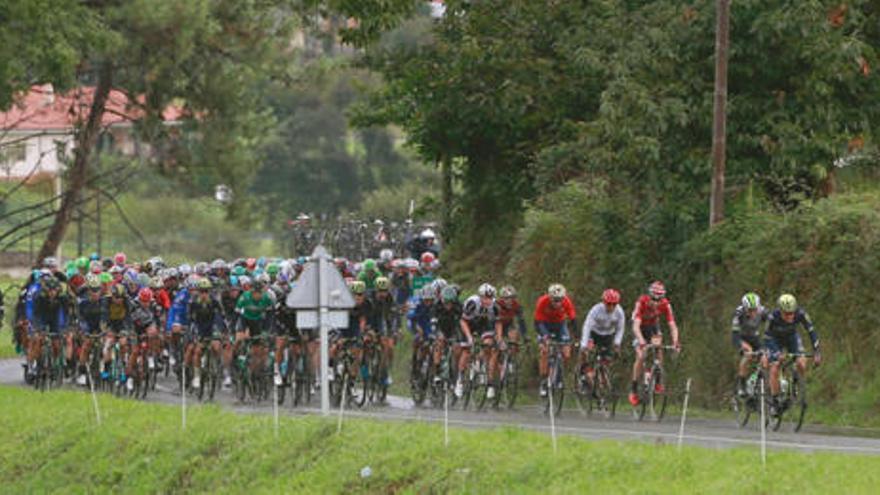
2, 386, 879, 494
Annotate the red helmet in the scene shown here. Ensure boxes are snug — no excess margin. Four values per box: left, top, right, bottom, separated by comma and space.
420, 252, 436, 265
649, 281, 666, 299
138, 287, 153, 303
114, 252, 127, 266
246, 258, 257, 270
602, 288, 621, 305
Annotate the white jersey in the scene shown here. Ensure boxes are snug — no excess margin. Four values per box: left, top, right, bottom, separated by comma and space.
580, 303, 625, 347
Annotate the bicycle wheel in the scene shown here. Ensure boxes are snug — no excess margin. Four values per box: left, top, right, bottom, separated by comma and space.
573, 363, 592, 415
792, 371, 807, 433
544, 360, 564, 416
734, 383, 751, 428
472, 364, 489, 412
410, 354, 428, 406
594, 365, 616, 419
503, 357, 519, 410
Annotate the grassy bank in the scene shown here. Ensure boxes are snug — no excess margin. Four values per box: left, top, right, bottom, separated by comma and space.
1, 386, 879, 493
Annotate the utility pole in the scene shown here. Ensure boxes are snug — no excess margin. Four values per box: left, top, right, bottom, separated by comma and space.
710, 0, 731, 227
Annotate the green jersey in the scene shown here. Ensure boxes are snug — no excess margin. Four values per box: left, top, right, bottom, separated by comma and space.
236, 290, 273, 321
357, 268, 383, 290
412, 274, 434, 292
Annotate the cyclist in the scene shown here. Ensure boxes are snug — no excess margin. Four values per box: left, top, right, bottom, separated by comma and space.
432, 285, 462, 383
27, 276, 70, 379
104, 283, 133, 381
629, 281, 680, 407
126, 287, 160, 390
233, 279, 274, 379
357, 259, 383, 292
76, 276, 108, 385
331, 280, 370, 375
370, 276, 397, 387
534, 283, 576, 397
410, 286, 437, 382
497, 285, 526, 358
186, 279, 226, 389
457, 283, 502, 399
731, 292, 767, 397
165, 274, 192, 371
763, 294, 821, 413
579, 288, 625, 391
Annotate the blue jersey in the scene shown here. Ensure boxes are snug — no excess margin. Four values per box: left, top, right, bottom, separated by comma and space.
166, 287, 190, 331
408, 299, 435, 337
24, 281, 41, 327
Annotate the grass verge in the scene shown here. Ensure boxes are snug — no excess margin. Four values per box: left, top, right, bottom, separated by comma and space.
1, 386, 880, 494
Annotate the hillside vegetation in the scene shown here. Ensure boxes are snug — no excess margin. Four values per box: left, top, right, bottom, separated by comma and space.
2, 386, 880, 493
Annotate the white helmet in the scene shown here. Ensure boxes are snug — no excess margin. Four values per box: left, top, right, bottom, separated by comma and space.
379, 249, 394, 262
421, 228, 436, 240
477, 283, 496, 298
548, 283, 567, 300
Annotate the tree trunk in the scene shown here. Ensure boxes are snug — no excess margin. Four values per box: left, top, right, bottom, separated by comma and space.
709, 0, 730, 227
440, 155, 453, 236
36, 62, 114, 262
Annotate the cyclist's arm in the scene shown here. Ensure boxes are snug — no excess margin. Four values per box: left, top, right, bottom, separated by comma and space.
800, 311, 819, 351
731, 309, 743, 348
459, 318, 473, 344
613, 306, 625, 347
580, 307, 596, 348
664, 302, 679, 346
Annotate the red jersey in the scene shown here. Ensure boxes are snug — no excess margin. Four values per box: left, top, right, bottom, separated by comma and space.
534, 295, 576, 323
156, 288, 172, 310
497, 298, 522, 325
631, 295, 675, 327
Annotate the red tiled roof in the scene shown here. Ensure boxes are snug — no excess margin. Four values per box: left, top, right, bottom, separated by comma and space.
1, 85, 183, 132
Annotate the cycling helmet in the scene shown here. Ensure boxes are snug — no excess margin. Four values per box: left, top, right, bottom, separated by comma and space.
211, 259, 227, 271
194, 262, 209, 276
179, 264, 192, 277
256, 273, 271, 286
266, 263, 280, 276
86, 275, 102, 290
649, 281, 666, 299
42, 277, 61, 290
165, 267, 180, 279
421, 286, 436, 300
89, 252, 100, 262
375, 276, 391, 291
602, 288, 621, 305
420, 252, 436, 265
499, 285, 517, 299
102, 258, 113, 270
89, 260, 102, 274
431, 278, 448, 297
441, 286, 458, 303
297, 256, 308, 265
99, 272, 113, 284
363, 259, 377, 272
257, 256, 267, 269
42, 256, 59, 269
239, 275, 252, 288
229, 275, 240, 287
231, 266, 246, 277
111, 284, 126, 298
109, 265, 125, 275
138, 287, 153, 303
548, 283, 567, 300
778, 294, 797, 313
114, 252, 126, 266
76, 256, 89, 270
149, 276, 163, 289
137, 272, 151, 288
197, 278, 213, 290
379, 249, 394, 262
350, 280, 367, 295
421, 228, 436, 240
184, 275, 200, 290
740, 292, 760, 310
477, 283, 496, 298
65, 261, 77, 277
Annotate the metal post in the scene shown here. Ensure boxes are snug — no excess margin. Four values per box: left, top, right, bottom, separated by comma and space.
319, 253, 330, 415
760, 377, 767, 468
181, 360, 187, 430
84, 361, 102, 425
548, 374, 558, 455
444, 382, 450, 447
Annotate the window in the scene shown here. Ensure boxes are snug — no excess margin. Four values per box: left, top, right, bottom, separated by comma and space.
0, 143, 26, 165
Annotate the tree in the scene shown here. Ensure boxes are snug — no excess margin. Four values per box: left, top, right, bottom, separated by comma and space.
1, 0, 298, 261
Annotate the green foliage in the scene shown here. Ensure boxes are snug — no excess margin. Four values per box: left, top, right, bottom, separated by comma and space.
3, 386, 880, 493
505, 183, 880, 422
357, 166, 439, 220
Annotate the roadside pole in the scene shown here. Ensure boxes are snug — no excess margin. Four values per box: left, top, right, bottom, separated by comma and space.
760, 378, 767, 468
84, 362, 102, 425
181, 364, 187, 430
318, 253, 330, 415
677, 378, 692, 452
548, 375, 558, 454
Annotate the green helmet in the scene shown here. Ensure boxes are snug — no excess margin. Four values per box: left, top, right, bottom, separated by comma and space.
741, 292, 760, 310
99, 272, 113, 284
350, 280, 367, 295
197, 278, 213, 290
441, 285, 458, 303
266, 263, 279, 275
375, 276, 390, 291
76, 256, 90, 269
778, 294, 797, 312
363, 259, 377, 272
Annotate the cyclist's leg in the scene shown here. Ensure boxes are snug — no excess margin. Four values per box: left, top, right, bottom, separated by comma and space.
765, 336, 783, 396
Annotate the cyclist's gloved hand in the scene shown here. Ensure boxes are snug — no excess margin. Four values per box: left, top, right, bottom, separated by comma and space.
813, 350, 822, 367
586, 340, 595, 351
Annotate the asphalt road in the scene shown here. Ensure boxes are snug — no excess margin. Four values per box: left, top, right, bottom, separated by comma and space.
3, 358, 880, 455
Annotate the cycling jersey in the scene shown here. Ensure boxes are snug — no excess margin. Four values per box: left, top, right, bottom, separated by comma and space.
107, 296, 132, 333
166, 287, 190, 331
432, 301, 462, 339
731, 304, 767, 347
390, 271, 412, 305
343, 298, 372, 339
188, 296, 225, 337
534, 295, 576, 324
130, 303, 159, 335
357, 268, 383, 290
497, 298, 527, 336
370, 291, 396, 335
631, 295, 675, 327
235, 291, 273, 321
461, 295, 500, 337
581, 303, 625, 347
78, 297, 108, 334
764, 308, 818, 350
33, 292, 69, 334
410, 298, 436, 337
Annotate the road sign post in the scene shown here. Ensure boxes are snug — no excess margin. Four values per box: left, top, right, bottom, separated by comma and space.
287, 245, 355, 415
